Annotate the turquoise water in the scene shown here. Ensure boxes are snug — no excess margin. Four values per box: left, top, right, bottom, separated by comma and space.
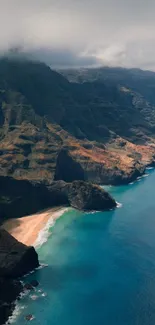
14, 169, 155, 325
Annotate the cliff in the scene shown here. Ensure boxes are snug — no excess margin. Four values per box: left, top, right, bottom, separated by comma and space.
0, 58, 154, 186
0, 229, 39, 325
67, 181, 116, 210
0, 176, 116, 220
0, 229, 39, 277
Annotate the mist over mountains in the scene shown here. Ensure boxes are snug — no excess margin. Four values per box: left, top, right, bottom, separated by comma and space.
0, 0, 155, 70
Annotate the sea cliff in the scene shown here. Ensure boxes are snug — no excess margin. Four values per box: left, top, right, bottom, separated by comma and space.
0, 229, 39, 325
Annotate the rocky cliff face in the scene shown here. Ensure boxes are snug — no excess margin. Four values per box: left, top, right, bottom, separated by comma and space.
0, 229, 39, 277
0, 58, 155, 186
0, 277, 22, 325
67, 181, 116, 210
54, 146, 147, 185
54, 149, 85, 182
0, 229, 39, 325
0, 176, 116, 220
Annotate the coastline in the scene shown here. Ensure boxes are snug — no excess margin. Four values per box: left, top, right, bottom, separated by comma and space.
1, 207, 68, 247
1, 168, 153, 248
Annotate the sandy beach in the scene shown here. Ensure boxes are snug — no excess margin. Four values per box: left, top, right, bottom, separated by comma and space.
1, 207, 67, 246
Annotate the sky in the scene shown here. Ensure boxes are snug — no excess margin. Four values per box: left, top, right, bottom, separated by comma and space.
0, 0, 155, 70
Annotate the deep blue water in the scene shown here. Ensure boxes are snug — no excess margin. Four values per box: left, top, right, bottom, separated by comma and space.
14, 169, 155, 325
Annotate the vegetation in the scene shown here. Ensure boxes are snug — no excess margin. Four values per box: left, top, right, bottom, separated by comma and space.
0, 57, 155, 184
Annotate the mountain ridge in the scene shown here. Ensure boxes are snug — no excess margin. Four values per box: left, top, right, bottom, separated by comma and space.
0, 58, 155, 185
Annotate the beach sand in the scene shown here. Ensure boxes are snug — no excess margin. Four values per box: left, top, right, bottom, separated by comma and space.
1, 207, 67, 246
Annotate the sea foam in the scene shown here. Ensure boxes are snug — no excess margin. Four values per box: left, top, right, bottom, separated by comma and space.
142, 174, 149, 178
34, 208, 68, 248
116, 202, 123, 208
5, 290, 29, 325
6, 304, 22, 325
6, 208, 68, 324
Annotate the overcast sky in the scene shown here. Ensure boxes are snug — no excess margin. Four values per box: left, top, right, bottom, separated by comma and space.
0, 0, 155, 70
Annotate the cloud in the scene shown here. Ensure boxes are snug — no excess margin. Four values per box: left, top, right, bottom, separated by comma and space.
0, 0, 155, 69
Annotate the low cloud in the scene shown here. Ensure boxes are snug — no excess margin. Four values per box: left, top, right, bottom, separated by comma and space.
0, 0, 155, 70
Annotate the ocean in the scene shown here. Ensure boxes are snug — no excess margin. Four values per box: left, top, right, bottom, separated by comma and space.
11, 168, 155, 325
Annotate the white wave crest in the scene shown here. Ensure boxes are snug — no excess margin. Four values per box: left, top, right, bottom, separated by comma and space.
30, 294, 39, 300
36, 263, 48, 270
34, 208, 68, 248
6, 302, 23, 325
142, 174, 149, 178
116, 202, 123, 208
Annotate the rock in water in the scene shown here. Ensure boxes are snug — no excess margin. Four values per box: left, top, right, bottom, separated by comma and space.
25, 314, 34, 321
68, 181, 116, 211
0, 229, 39, 278
24, 283, 34, 291
30, 280, 39, 287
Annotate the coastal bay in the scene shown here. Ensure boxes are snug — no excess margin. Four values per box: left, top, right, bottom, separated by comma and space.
1, 207, 68, 246
7, 169, 155, 325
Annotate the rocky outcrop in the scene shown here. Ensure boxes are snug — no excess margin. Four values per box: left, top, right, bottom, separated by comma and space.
0, 176, 117, 220
0, 277, 22, 325
0, 229, 39, 325
0, 229, 39, 277
0, 175, 55, 219
67, 181, 116, 210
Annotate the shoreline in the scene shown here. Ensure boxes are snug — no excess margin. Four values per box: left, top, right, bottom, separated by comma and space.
1, 207, 68, 247
1, 167, 154, 248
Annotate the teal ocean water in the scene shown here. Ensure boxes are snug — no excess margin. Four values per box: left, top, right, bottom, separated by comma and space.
13, 169, 155, 325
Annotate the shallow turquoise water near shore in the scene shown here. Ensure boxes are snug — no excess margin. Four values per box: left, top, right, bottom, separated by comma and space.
14, 170, 155, 325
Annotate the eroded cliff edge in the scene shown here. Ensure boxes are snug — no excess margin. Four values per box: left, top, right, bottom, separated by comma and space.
0, 176, 116, 220
0, 229, 39, 325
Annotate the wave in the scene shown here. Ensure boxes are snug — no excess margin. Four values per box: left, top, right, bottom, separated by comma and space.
34, 208, 68, 249
6, 304, 22, 325
146, 167, 154, 170
5, 289, 29, 325
6, 209, 68, 324
142, 174, 149, 178
136, 174, 149, 182
116, 202, 123, 208
37, 263, 48, 270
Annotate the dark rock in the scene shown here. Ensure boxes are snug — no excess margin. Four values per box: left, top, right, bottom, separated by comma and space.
30, 280, 39, 287
0, 278, 22, 325
0, 176, 55, 219
0, 229, 39, 325
0, 229, 39, 278
25, 314, 34, 321
24, 283, 34, 291
0, 176, 117, 219
48, 180, 117, 211
54, 149, 85, 182
67, 181, 116, 211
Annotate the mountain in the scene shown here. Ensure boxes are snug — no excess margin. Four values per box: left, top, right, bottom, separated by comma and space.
0, 58, 155, 186
60, 66, 155, 142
